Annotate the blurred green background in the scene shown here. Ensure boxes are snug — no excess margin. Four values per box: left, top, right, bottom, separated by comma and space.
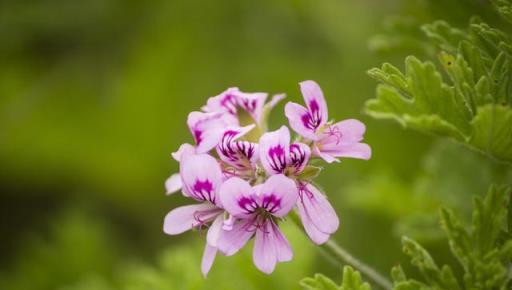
1, 0, 509, 289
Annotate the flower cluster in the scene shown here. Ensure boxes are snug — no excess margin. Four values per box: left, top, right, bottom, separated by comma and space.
163, 80, 371, 276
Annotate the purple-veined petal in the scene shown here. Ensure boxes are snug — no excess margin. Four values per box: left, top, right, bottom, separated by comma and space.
207, 214, 224, 247
202, 87, 240, 115
258, 174, 298, 217
298, 183, 339, 234
217, 218, 254, 256
236, 92, 268, 123
253, 221, 277, 274
270, 221, 293, 262
219, 177, 256, 218
216, 125, 259, 170
201, 244, 217, 278
163, 203, 220, 235
289, 143, 311, 175
187, 111, 229, 153
284, 102, 319, 141
300, 80, 328, 128
180, 154, 223, 204
259, 126, 291, 175
165, 173, 182, 195
171, 143, 196, 161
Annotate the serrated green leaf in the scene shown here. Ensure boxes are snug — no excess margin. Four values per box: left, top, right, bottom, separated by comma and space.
300, 267, 372, 290
422, 21, 466, 53
469, 104, 512, 163
398, 185, 512, 290
341, 266, 372, 290
300, 274, 341, 290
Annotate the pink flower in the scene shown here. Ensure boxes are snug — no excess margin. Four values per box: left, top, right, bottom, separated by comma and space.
259, 126, 310, 176
203, 88, 286, 126
202, 87, 268, 124
217, 175, 297, 274
187, 111, 232, 154
163, 81, 372, 276
285, 80, 371, 163
163, 153, 226, 277
259, 126, 339, 244
216, 124, 259, 176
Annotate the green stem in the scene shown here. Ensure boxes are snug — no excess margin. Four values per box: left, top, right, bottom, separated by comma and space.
322, 239, 393, 290
289, 211, 393, 290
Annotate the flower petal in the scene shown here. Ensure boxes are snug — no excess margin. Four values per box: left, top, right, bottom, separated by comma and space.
217, 218, 254, 256
187, 111, 229, 153
300, 80, 328, 127
315, 142, 372, 161
203, 87, 238, 112
236, 92, 268, 123
171, 143, 196, 162
163, 203, 219, 235
201, 244, 217, 278
258, 174, 298, 217
165, 173, 182, 195
253, 221, 277, 274
285, 102, 319, 140
297, 201, 330, 244
219, 177, 256, 218
216, 125, 259, 170
298, 183, 339, 234
259, 126, 291, 175
289, 142, 311, 174
331, 119, 366, 144
312, 145, 340, 163
180, 154, 223, 204
207, 214, 224, 247
270, 221, 293, 262
267, 93, 286, 109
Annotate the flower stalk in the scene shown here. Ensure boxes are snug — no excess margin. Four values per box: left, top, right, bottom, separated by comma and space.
288, 211, 393, 290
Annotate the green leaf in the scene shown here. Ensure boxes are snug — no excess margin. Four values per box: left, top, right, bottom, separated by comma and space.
397, 185, 512, 290
469, 104, 512, 163
492, 0, 512, 23
367, 18, 512, 164
300, 274, 341, 290
300, 266, 371, 290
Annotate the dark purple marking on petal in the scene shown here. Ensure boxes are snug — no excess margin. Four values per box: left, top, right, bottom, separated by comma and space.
290, 144, 307, 172
194, 129, 203, 145
298, 183, 314, 202
301, 99, 323, 130
192, 179, 216, 203
221, 94, 238, 115
261, 194, 282, 214
268, 145, 287, 173
240, 98, 258, 113
218, 130, 257, 170
238, 196, 258, 214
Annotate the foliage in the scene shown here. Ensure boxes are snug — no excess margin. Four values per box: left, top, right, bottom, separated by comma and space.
345, 140, 512, 243
392, 185, 512, 290
300, 266, 372, 290
366, 15, 512, 164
